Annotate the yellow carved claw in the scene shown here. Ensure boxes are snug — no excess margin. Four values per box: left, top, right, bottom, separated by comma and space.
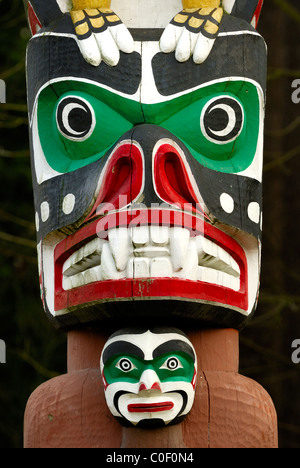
160, 0, 224, 64
70, 0, 134, 67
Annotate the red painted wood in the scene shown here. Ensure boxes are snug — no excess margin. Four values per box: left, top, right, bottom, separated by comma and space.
54, 212, 248, 313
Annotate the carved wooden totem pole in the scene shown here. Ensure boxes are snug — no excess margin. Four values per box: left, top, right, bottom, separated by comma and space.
23, 0, 278, 448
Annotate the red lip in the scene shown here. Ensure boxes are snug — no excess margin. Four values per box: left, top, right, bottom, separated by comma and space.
128, 402, 174, 413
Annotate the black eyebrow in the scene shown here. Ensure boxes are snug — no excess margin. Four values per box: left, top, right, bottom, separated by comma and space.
153, 340, 196, 363
102, 341, 144, 365
152, 34, 267, 97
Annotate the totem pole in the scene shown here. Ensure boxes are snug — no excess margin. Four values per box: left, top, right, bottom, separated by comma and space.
23, 0, 278, 448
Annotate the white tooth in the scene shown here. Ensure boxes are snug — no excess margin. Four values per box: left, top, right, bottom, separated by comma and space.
197, 266, 219, 285
63, 272, 84, 290
194, 235, 204, 254
150, 226, 169, 246
108, 227, 131, 272
229, 256, 240, 276
200, 237, 240, 278
174, 240, 198, 281
217, 246, 239, 275
82, 265, 102, 285
134, 258, 150, 278
170, 227, 190, 272
62, 276, 72, 291
63, 250, 84, 276
101, 243, 124, 280
197, 267, 240, 291
63, 238, 103, 276
221, 272, 232, 289
83, 238, 103, 258
230, 275, 240, 291
134, 246, 170, 258
202, 237, 218, 257
63, 264, 103, 290
218, 248, 240, 277
131, 226, 149, 247
127, 257, 150, 278
150, 257, 173, 278
127, 258, 134, 278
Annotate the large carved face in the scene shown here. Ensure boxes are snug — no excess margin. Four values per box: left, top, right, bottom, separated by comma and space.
25, 0, 267, 329
100, 328, 197, 427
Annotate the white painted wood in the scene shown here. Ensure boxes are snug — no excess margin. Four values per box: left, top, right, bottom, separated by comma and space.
56, 0, 73, 13
108, 227, 131, 271
150, 257, 173, 277
222, 0, 236, 14
111, 0, 182, 29
169, 227, 190, 272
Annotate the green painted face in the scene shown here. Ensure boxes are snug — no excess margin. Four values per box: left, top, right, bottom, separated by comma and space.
100, 329, 197, 427
37, 79, 260, 174
104, 351, 195, 385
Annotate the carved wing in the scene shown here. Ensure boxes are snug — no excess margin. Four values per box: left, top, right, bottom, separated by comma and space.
25, 0, 264, 67
160, 1, 224, 64
70, 0, 134, 66
25, 0, 134, 66
160, 0, 264, 64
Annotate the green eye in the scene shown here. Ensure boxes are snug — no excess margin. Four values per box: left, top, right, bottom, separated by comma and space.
157, 80, 261, 173
116, 358, 137, 373
37, 84, 135, 173
56, 96, 96, 141
159, 356, 183, 371
200, 96, 244, 144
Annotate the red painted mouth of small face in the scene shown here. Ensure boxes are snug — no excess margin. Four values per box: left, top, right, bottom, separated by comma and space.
128, 402, 174, 413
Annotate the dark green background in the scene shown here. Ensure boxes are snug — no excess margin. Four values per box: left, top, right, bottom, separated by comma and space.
0, 0, 299, 448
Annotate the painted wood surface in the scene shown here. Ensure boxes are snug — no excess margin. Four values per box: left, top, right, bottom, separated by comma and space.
23, 0, 278, 450
24, 328, 277, 448
25, 0, 267, 330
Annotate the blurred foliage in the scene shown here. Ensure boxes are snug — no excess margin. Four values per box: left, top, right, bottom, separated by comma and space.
0, 0, 67, 448
0, 0, 299, 448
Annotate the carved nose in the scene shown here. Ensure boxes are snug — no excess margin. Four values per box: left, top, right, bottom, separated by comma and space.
88, 141, 144, 218
139, 369, 162, 392
153, 142, 204, 215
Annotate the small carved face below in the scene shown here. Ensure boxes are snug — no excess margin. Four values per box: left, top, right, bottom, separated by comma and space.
100, 328, 197, 428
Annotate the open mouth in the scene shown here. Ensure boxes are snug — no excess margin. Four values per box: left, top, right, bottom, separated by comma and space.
62, 223, 240, 291
53, 208, 247, 314
128, 402, 174, 413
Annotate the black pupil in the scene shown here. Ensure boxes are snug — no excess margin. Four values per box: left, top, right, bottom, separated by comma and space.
120, 359, 131, 370
168, 358, 178, 369
68, 107, 91, 133
57, 98, 93, 138
205, 108, 229, 132
203, 98, 243, 142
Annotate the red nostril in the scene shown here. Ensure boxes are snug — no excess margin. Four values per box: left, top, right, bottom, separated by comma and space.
85, 142, 144, 220
151, 382, 162, 391
99, 156, 132, 210
154, 143, 204, 216
139, 382, 161, 392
